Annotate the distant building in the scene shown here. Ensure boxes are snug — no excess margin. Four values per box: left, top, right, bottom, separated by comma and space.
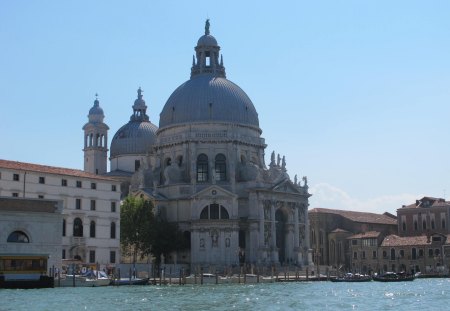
378, 233, 449, 275
0, 160, 121, 269
309, 208, 397, 270
397, 196, 450, 236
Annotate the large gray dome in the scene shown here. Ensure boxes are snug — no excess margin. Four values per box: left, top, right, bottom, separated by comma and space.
110, 121, 157, 157
159, 74, 259, 129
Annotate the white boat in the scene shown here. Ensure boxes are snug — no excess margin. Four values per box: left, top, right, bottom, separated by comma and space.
184, 273, 230, 284
57, 270, 111, 287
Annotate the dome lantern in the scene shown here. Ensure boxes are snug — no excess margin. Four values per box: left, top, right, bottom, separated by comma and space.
191, 19, 226, 78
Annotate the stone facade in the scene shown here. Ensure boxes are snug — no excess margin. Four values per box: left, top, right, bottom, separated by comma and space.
99, 22, 311, 268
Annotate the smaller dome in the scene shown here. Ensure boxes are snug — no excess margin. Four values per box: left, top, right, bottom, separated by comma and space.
110, 122, 158, 157
197, 34, 218, 47
89, 99, 104, 115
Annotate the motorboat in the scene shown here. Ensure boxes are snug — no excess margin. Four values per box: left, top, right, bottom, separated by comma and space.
57, 270, 111, 287
111, 277, 149, 285
330, 273, 372, 282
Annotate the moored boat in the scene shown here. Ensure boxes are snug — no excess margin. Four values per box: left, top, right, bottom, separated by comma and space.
330, 273, 372, 282
57, 270, 111, 287
111, 277, 149, 285
372, 272, 415, 282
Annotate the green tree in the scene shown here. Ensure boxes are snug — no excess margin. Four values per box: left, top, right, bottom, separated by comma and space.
120, 196, 155, 261
120, 196, 187, 265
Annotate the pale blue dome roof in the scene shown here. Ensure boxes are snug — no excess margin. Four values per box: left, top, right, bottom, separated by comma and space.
110, 88, 158, 157
110, 121, 157, 157
159, 74, 259, 129
197, 34, 218, 46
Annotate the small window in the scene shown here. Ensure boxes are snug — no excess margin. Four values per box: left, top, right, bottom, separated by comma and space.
61, 179, 67, 186
352, 239, 357, 246
135, 160, 140, 171
110, 222, 116, 239
372, 250, 377, 259
76, 198, 81, 210
38, 195, 44, 199
112, 185, 117, 192
76, 180, 82, 188
428, 249, 433, 257
62, 249, 66, 259
382, 250, 387, 258
89, 250, 96, 263
90, 200, 96, 211
13, 174, 20, 181
62, 219, 66, 237
39, 177, 45, 184
400, 250, 405, 258
110, 251, 116, 264
91, 182, 96, 190
111, 202, 116, 213
362, 251, 366, 259
12, 192, 19, 197
419, 249, 424, 257
90, 221, 96, 238
353, 252, 357, 259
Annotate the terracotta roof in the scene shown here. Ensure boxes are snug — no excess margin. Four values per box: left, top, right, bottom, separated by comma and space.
309, 208, 397, 225
347, 231, 381, 239
0, 159, 118, 182
381, 234, 433, 247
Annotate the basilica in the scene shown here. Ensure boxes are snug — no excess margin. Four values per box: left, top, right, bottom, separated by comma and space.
83, 21, 311, 267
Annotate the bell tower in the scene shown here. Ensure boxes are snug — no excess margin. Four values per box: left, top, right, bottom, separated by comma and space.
82, 94, 109, 175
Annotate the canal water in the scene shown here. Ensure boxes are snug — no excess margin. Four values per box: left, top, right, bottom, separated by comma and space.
1, 278, 449, 310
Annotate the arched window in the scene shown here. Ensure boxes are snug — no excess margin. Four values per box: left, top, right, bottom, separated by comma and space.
89, 133, 93, 147
414, 220, 418, 231
442, 219, 446, 229
165, 158, 172, 166
197, 154, 208, 182
402, 221, 406, 231
199, 204, 229, 220
110, 222, 116, 239
73, 218, 83, 237
422, 220, 427, 230
220, 205, 229, 219
7, 231, 29, 243
215, 154, 226, 181
62, 219, 66, 237
431, 219, 435, 230
90, 221, 96, 238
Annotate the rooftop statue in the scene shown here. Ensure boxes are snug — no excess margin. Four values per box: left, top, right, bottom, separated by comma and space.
205, 19, 210, 35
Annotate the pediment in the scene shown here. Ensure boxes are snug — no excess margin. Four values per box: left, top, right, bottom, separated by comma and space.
191, 185, 237, 200
271, 180, 301, 194
131, 188, 167, 201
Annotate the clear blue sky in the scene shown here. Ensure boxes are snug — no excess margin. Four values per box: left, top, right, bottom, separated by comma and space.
1, 1, 450, 214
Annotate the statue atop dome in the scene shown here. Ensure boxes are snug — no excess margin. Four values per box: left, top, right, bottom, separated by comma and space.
205, 19, 210, 35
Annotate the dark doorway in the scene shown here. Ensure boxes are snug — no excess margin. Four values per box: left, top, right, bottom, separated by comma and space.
275, 209, 286, 263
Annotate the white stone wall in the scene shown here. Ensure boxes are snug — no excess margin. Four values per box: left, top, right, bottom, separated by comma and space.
0, 167, 121, 267
0, 200, 63, 272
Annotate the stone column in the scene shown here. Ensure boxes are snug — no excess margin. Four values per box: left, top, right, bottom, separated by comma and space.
271, 201, 277, 262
